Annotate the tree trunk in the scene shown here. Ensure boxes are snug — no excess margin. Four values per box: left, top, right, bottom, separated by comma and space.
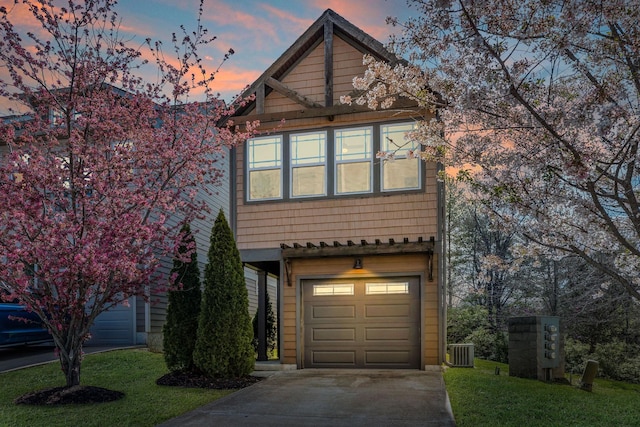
59, 344, 83, 387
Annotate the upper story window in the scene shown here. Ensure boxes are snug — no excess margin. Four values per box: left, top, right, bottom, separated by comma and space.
247, 135, 282, 201
335, 127, 372, 195
244, 121, 423, 203
381, 123, 421, 191
290, 131, 326, 198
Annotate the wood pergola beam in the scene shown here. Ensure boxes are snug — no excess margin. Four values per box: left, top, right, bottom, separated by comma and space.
281, 241, 433, 259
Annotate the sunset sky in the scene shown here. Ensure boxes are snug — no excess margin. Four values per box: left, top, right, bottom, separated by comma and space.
116, 0, 414, 101
1, 0, 415, 110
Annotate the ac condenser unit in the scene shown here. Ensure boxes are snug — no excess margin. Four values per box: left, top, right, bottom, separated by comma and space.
449, 343, 475, 367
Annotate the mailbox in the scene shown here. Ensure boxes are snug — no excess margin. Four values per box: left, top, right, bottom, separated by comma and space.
540, 317, 560, 368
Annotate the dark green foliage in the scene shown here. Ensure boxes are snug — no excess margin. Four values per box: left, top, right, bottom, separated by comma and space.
566, 338, 640, 384
193, 210, 254, 378
447, 305, 489, 345
162, 224, 202, 372
448, 305, 507, 363
252, 289, 277, 356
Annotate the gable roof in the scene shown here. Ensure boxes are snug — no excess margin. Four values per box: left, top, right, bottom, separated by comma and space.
230, 8, 407, 119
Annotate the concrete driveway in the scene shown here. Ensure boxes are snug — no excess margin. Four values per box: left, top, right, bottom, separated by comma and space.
158, 368, 456, 427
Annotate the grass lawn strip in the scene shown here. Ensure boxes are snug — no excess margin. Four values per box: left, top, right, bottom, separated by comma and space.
0, 349, 232, 427
444, 359, 640, 427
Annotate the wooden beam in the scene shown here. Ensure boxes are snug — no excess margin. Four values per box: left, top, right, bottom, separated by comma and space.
255, 82, 265, 114
234, 98, 421, 125
282, 241, 434, 259
324, 20, 334, 108
265, 76, 322, 109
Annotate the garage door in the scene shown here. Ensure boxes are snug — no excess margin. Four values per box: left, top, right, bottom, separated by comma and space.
303, 277, 420, 368
87, 299, 135, 346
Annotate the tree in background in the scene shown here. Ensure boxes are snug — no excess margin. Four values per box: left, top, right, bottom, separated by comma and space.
252, 288, 277, 357
444, 176, 472, 309
193, 210, 254, 378
0, 0, 256, 388
163, 224, 202, 373
347, 0, 640, 301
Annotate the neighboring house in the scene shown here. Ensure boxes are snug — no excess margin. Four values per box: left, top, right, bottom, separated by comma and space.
229, 9, 446, 369
0, 103, 234, 349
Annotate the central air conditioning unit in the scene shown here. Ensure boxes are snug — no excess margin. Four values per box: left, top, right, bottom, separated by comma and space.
449, 343, 475, 367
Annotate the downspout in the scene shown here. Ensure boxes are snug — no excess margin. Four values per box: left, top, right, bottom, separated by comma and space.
230, 145, 237, 235
437, 160, 447, 365
435, 104, 447, 366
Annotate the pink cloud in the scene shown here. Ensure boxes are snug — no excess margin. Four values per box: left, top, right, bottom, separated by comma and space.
257, 4, 313, 35
308, 0, 400, 41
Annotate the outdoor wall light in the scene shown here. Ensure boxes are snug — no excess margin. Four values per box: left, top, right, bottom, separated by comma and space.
353, 258, 363, 269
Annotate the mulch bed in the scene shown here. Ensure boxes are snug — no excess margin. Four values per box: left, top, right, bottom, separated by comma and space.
13, 371, 261, 405
156, 371, 263, 389
14, 385, 124, 405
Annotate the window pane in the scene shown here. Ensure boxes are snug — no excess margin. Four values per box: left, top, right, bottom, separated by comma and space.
292, 165, 325, 197
335, 127, 372, 195
248, 136, 281, 169
336, 162, 371, 194
291, 133, 325, 165
381, 123, 420, 192
383, 158, 419, 190
313, 283, 355, 296
248, 136, 282, 201
249, 169, 281, 200
291, 132, 326, 198
335, 128, 372, 161
366, 282, 409, 295
381, 123, 418, 153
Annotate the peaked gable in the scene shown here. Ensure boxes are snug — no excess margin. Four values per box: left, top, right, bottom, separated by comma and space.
232, 9, 409, 123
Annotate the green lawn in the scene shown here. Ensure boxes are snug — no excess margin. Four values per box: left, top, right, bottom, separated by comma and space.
0, 349, 232, 427
444, 359, 640, 427
4, 351, 640, 427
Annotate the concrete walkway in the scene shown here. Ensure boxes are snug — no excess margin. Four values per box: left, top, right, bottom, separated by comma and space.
158, 368, 456, 427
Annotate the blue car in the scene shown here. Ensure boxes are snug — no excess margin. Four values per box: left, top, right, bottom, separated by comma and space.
0, 302, 52, 347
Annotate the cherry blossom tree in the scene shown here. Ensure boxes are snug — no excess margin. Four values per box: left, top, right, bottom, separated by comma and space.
347, 0, 640, 300
0, 0, 257, 387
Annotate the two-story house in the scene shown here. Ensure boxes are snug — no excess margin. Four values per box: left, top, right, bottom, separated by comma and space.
230, 9, 446, 369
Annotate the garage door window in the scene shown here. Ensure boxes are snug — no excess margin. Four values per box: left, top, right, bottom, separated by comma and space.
365, 282, 409, 295
313, 283, 354, 296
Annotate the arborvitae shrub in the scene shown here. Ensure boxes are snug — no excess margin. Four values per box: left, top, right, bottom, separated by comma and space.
162, 224, 202, 372
193, 210, 254, 377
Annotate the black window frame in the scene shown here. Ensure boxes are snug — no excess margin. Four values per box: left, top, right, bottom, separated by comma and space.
244, 120, 425, 204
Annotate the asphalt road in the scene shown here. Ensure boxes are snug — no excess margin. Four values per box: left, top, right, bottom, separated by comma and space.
0, 344, 127, 373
